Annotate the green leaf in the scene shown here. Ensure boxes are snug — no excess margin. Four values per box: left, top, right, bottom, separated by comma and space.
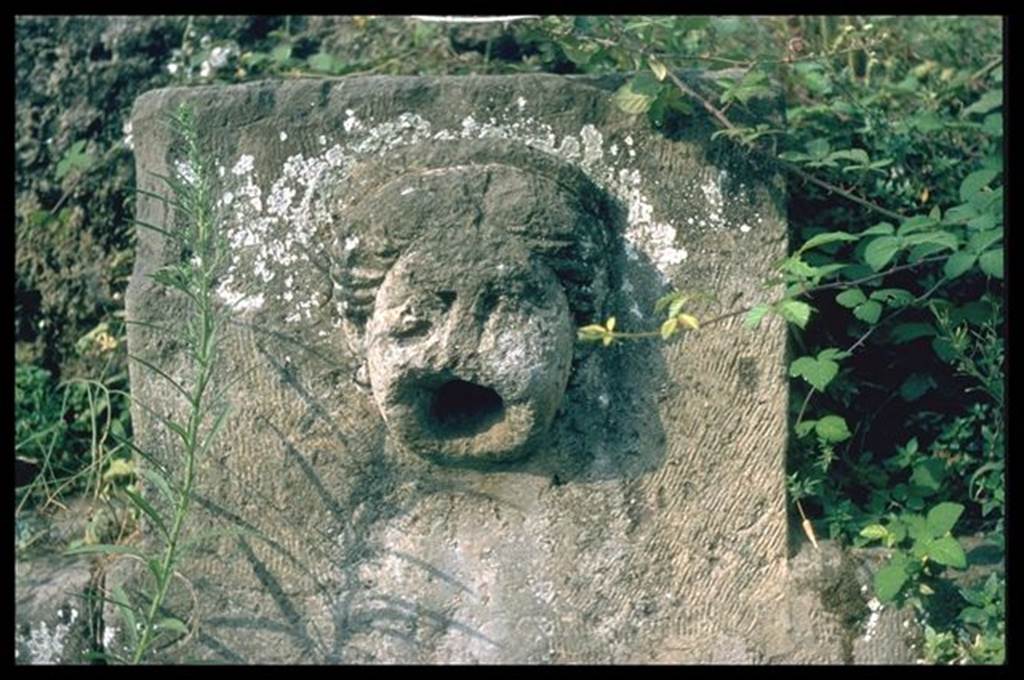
835, 288, 866, 308
926, 502, 964, 537
962, 89, 1002, 117
815, 414, 851, 443
861, 222, 895, 236
902, 513, 930, 542
943, 251, 977, 279
901, 230, 959, 251
870, 288, 915, 307
789, 353, 839, 392
613, 73, 661, 115
660, 317, 678, 339
967, 228, 1003, 254
307, 51, 339, 73
742, 304, 772, 329
778, 300, 812, 329
959, 169, 999, 203
864, 236, 902, 271
979, 248, 1003, 278
875, 562, 909, 602
899, 373, 937, 402
911, 459, 946, 493
927, 536, 967, 568
982, 113, 1003, 137
860, 524, 889, 541
897, 215, 939, 236
853, 300, 883, 324
270, 43, 293, 64
798, 230, 859, 254
795, 420, 817, 438
65, 542, 148, 559
156, 617, 190, 635
890, 323, 936, 344
140, 466, 177, 507
123, 487, 169, 537
806, 138, 831, 159
112, 585, 139, 648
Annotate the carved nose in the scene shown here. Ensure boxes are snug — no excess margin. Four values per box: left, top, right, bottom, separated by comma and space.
427, 379, 505, 439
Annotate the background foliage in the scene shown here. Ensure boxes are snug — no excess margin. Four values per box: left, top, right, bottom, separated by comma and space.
15, 15, 1003, 664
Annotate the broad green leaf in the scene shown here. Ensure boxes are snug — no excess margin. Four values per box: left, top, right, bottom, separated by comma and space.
815, 415, 851, 443
959, 169, 999, 203
798, 231, 859, 254
806, 138, 830, 159
911, 459, 946, 493
835, 288, 866, 308
943, 251, 977, 279
967, 228, 1003, 254
959, 606, 989, 625
902, 513, 930, 542
864, 236, 901, 271
962, 89, 1002, 117
899, 373, 936, 401
982, 113, 1003, 137
778, 300, 812, 329
613, 73, 660, 115
926, 502, 964, 537
861, 222, 895, 236
897, 215, 939, 236
870, 288, 915, 307
795, 420, 817, 438
875, 562, 909, 602
744, 304, 771, 329
853, 300, 883, 324
901, 231, 959, 251
789, 354, 838, 392
889, 323, 936, 344
979, 248, 1003, 278
927, 536, 967, 568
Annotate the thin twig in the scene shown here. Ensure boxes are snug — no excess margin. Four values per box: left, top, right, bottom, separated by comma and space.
660, 58, 906, 223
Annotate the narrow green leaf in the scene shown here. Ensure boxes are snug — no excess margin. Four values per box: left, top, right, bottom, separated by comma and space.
899, 373, 936, 401
112, 585, 139, 648
860, 524, 889, 541
156, 617, 190, 635
64, 543, 148, 560
870, 288, 915, 307
798, 230, 859, 254
889, 322, 936, 344
133, 219, 174, 239
140, 466, 178, 507
123, 487, 169, 537
926, 502, 964, 537
127, 353, 193, 406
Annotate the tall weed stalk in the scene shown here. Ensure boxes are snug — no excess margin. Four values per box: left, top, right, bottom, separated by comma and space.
66, 102, 231, 664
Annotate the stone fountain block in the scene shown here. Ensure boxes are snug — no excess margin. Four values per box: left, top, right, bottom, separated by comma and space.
123, 74, 895, 663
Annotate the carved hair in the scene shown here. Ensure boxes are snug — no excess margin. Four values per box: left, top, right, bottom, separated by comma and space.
329, 140, 616, 332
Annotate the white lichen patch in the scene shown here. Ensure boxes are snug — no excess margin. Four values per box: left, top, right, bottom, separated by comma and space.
215, 97, 700, 320
23, 614, 73, 665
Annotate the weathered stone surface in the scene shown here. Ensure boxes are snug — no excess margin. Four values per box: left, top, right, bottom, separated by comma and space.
16, 555, 96, 664
121, 73, 890, 663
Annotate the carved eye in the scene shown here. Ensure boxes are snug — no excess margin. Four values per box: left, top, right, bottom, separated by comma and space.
391, 291, 456, 339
